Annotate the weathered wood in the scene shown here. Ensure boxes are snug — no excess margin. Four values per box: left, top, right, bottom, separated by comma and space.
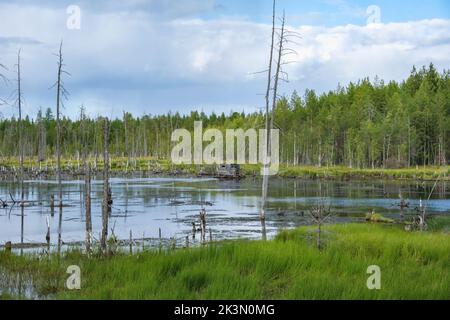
260, 0, 277, 221
159, 228, 162, 252
57, 205, 62, 255
308, 201, 333, 249
100, 117, 110, 253
199, 209, 206, 242
55, 41, 64, 208
129, 229, 133, 254
16, 50, 25, 205
84, 161, 92, 252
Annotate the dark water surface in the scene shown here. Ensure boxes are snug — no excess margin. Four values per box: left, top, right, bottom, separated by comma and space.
0, 175, 449, 247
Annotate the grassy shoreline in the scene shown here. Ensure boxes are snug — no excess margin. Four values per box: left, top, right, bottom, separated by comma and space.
1, 223, 449, 300
0, 156, 449, 181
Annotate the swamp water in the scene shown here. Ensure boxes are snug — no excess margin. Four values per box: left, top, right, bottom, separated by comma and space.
0, 175, 449, 250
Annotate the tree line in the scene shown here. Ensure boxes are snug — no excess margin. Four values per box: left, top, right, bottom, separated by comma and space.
0, 63, 449, 169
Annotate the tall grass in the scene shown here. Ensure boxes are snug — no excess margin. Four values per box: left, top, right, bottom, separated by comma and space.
1, 156, 449, 181
1, 224, 449, 299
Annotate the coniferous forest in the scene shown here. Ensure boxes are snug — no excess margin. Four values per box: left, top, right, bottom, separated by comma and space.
1, 64, 449, 168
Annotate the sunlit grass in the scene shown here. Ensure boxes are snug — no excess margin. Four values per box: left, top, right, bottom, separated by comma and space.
1, 223, 449, 300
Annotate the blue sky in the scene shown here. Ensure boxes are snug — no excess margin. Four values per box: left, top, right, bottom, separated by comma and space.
0, 0, 449, 119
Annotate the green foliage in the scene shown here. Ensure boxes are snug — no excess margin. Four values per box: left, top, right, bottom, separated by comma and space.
427, 216, 450, 233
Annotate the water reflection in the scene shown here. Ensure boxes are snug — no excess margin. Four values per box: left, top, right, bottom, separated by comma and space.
0, 176, 449, 248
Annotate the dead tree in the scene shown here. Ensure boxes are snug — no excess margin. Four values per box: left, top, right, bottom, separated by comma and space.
260, 5, 296, 222
308, 200, 333, 249
397, 192, 409, 220
57, 205, 63, 255
416, 172, 443, 231
100, 117, 110, 253
262, 12, 287, 209
270, 12, 286, 130
84, 153, 92, 252
38, 108, 47, 163
123, 111, 130, 165
51, 40, 70, 208
80, 106, 92, 252
15, 50, 25, 204
192, 222, 196, 239
413, 199, 427, 231
199, 208, 206, 242
260, 0, 277, 221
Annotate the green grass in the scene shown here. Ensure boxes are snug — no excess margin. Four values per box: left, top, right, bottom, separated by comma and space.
274, 165, 450, 181
1, 223, 449, 300
427, 216, 450, 233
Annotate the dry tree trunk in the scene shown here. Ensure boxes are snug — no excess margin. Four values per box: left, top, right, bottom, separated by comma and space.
101, 117, 110, 253
80, 107, 92, 252
260, 0, 277, 221
84, 158, 92, 252
16, 50, 25, 256
56, 41, 63, 207
15, 50, 25, 205
261, 6, 286, 224
269, 12, 286, 139
38, 112, 46, 163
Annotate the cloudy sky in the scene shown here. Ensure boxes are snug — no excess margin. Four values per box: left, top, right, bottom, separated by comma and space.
0, 0, 449, 119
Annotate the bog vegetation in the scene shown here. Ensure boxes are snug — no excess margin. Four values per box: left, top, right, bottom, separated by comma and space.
1, 223, 449, 299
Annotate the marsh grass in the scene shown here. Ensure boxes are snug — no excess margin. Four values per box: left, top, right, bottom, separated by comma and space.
1, 156, 449, 180
275, 165, 450, 181
0, 223, 449, 300
427, 215, 450, 233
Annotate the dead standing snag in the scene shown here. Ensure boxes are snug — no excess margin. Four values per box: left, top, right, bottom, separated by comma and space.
100, 117, 110, 253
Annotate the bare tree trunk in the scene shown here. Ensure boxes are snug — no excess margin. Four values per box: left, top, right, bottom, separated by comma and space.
81, 107, 92, 253
260, 0, 276, 221
56, 41, 63, 207
17, 50, 24, 205
57, 205, 63, 255
269, 12, 285, 147
101, 117, 110, 253
16, 51, 26, 258
84, 159, 92, 252
124, 111, 129, 165
38, 110, 46, 162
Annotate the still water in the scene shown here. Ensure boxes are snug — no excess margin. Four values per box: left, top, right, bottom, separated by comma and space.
0, 175, 449, 247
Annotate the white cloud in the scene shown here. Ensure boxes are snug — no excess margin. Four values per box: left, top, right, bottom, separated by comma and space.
284, 19, 450, 91
0, 2, 449, 118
